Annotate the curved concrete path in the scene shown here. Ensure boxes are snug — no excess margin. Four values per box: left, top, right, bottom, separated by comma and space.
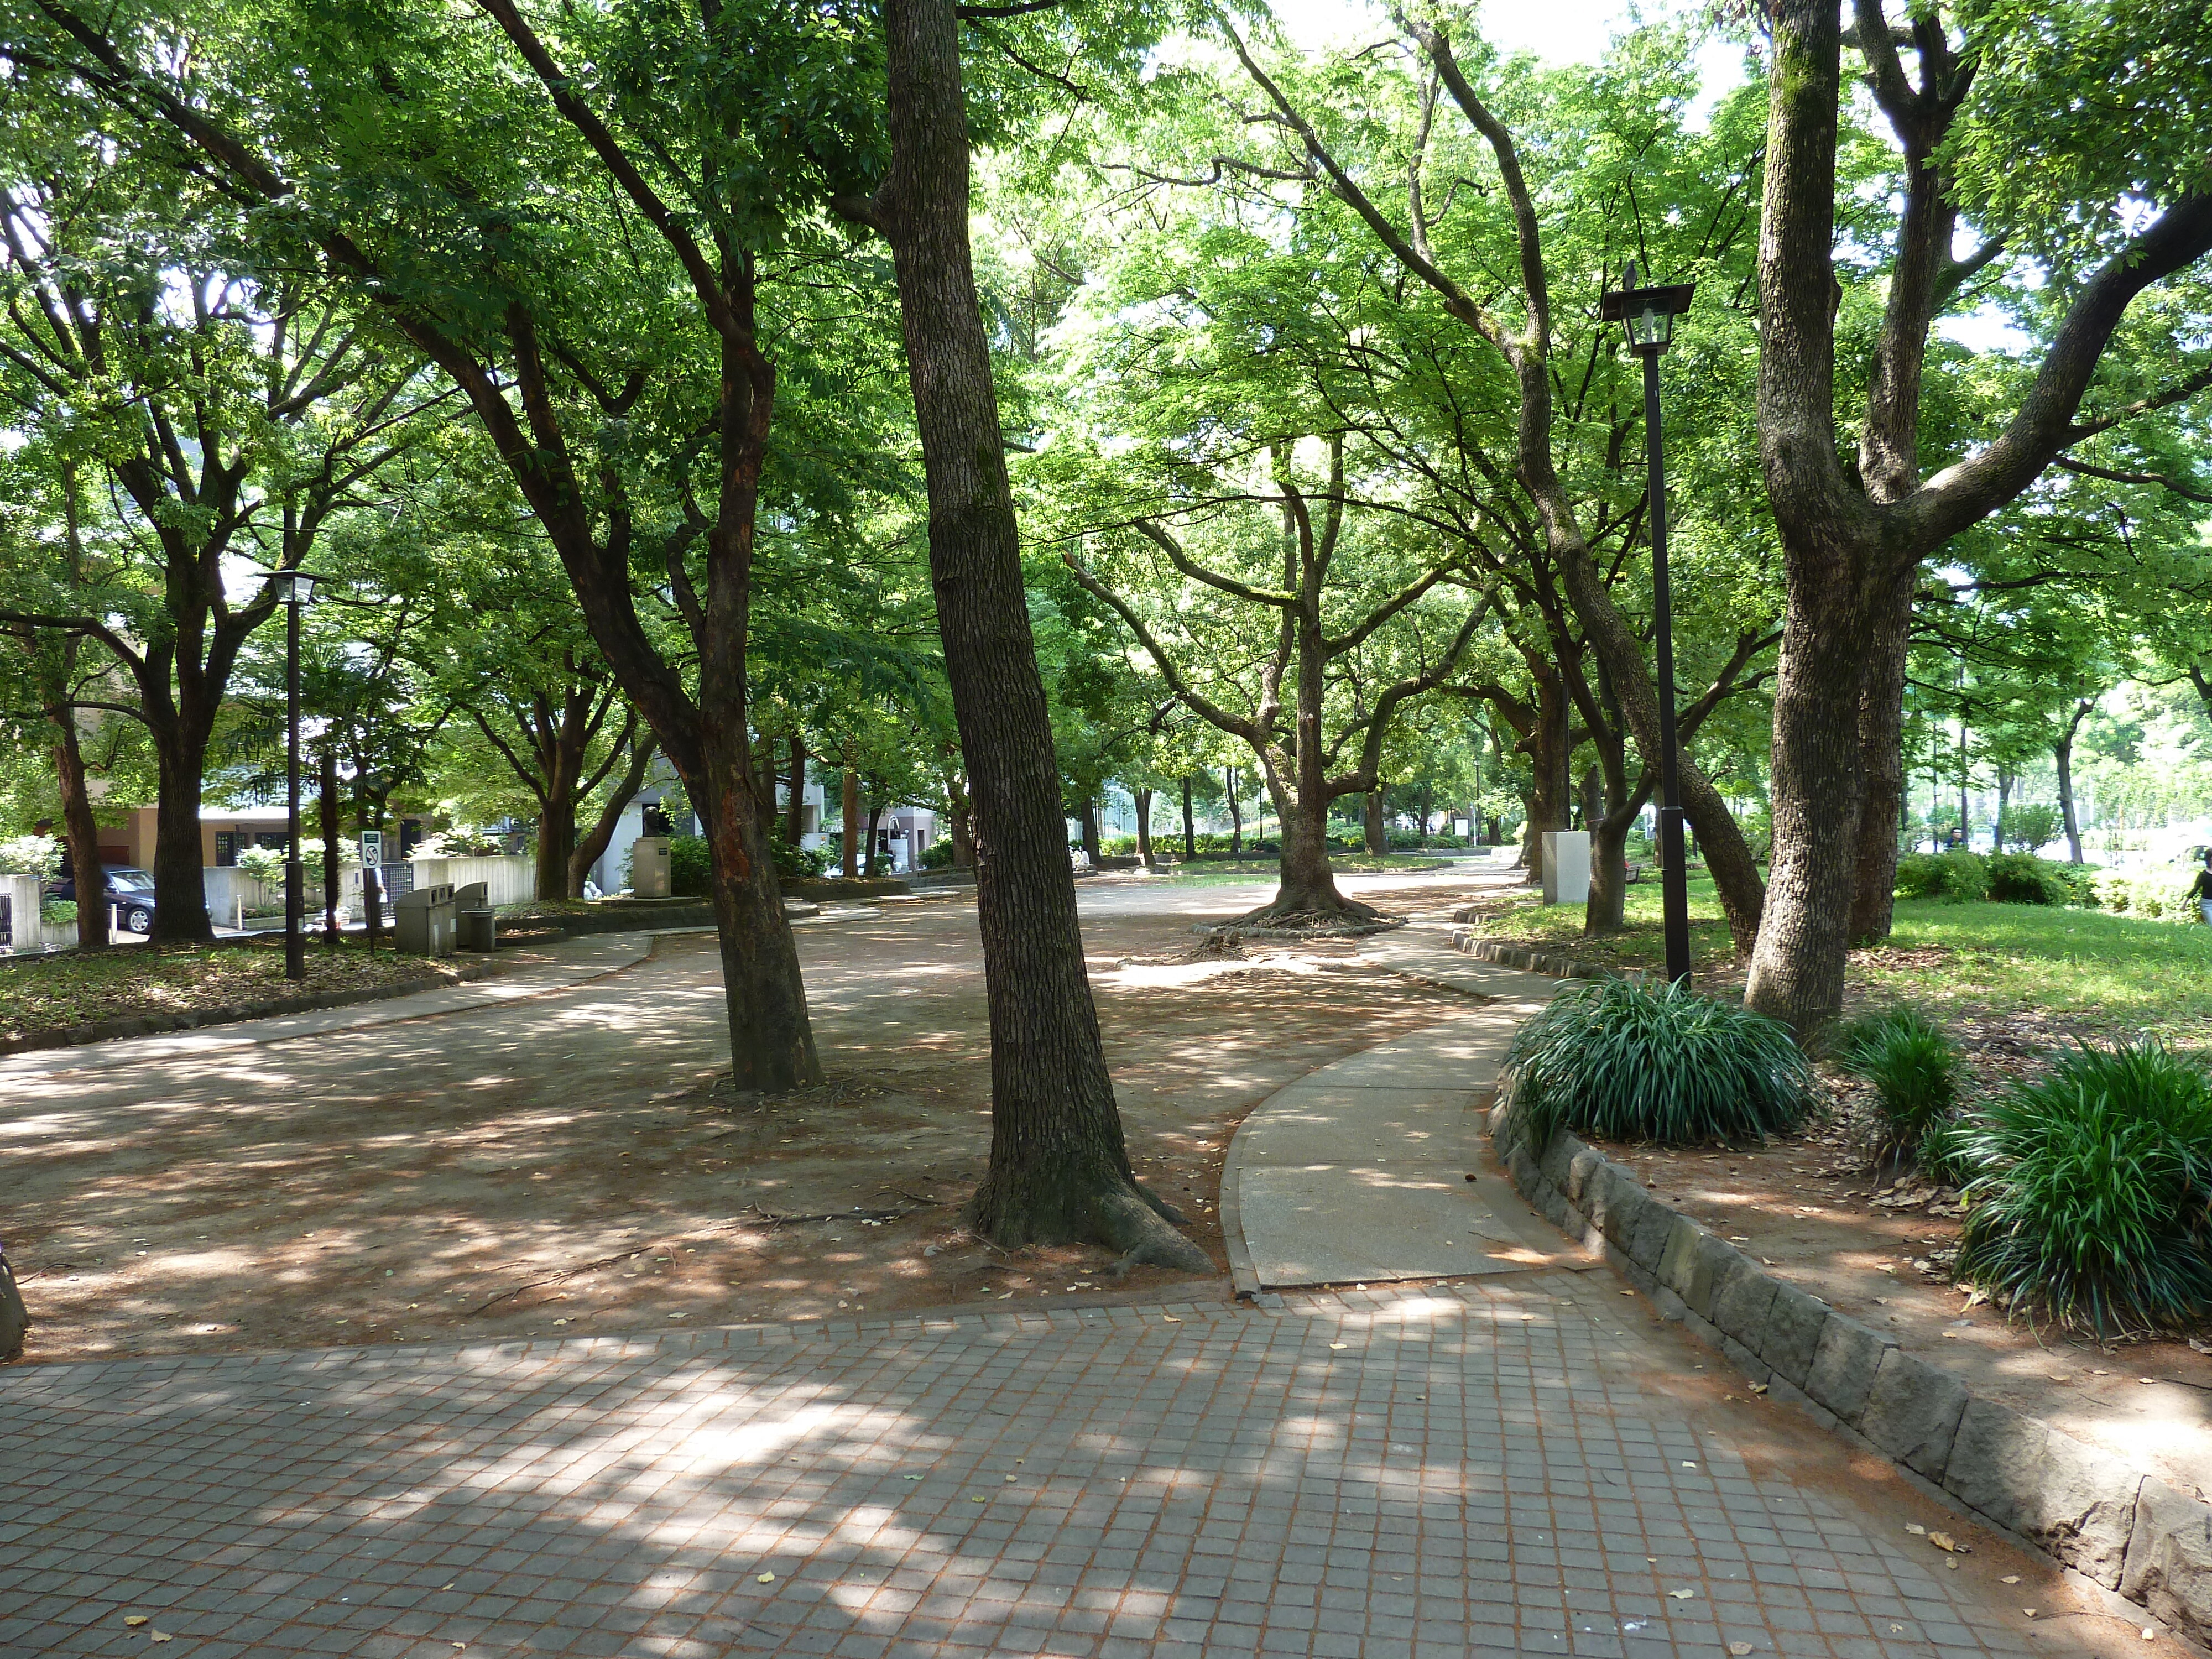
1223, 930, 1568, 1295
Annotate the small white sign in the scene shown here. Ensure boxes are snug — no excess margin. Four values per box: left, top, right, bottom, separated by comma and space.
359, 830, 385, 867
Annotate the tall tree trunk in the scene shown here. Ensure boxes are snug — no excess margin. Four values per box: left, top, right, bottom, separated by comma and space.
841, 767, 860, 879
1363, 790, 1385, 855
1585, 791, 1652, 936
2056, 700, 2090, 864
946, 769, 976, 868
1134, 787, 1156, 869
1078, 797, 1102, 868
875, 0, 1203, 1269
47, 660, 108, 953
1958, 719, 1971, 847
148, 725, 214, 943
320, 745, 342, 944
1181, 775, 1196, 860
863, 801, 884, 877
1849, 569, 1913, 942
1266, 793, 1346, 917
785, 735, 806, 844
1418, 784, 1432, 847
572, 736, 656, 897
697, 720, 821, 1091
1993, 764, 2013, 852
1224, 765, 1243, 854
533, 779, 576, 902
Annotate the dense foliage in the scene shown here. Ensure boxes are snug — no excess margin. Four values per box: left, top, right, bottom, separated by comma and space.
1955, 1042, 2212, 1335
1505, 979, 1820, 1147
1832, 1008, 1960, 1169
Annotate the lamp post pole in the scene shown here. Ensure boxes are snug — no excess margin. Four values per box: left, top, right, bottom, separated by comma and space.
285, 587, 304, 982
1640, 342, 1692, 988
1601, 260, 1697, 988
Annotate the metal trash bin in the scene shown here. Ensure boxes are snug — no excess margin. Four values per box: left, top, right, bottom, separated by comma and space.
458, 908, 497, 952
393, 883, 457, 956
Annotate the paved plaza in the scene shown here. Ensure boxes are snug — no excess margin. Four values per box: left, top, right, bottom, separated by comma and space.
0, 874, 2130, 1656
4, 1275, 2100, 1658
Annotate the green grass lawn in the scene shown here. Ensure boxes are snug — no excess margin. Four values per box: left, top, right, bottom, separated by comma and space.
0, 938, 460, 1046
1458, 872, 2212, 1035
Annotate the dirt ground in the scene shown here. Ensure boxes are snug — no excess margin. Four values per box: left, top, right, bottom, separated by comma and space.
1589, 1014, 2212, 1505
1, 879, 1484, 1365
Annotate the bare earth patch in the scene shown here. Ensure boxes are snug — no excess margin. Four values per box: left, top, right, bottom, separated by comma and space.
0, 890, 1483, 1365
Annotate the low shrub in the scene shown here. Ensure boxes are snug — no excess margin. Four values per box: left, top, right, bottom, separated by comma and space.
40, 898, 77, 927
2000, 804, 2063, 853
1954, 1040, 2212, 1334
669, 834, 711, 896
1100, 834, 1139, 857
1505, 977, 1820, 1147
770, 838, 827, 880
2093, 864, 2199, 921
1832, 1006, 1959, 1167
1894, 849, 1990, 902
1984, 851, 2075, 906
418, 825, 507, 858
917, 839, 956, 870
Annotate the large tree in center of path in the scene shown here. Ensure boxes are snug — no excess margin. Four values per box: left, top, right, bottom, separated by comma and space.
1204, 13, 1775, 956
1744, 0, 2212, 1030
1065, 440, 1491, 928
826, 0, 1208, 1267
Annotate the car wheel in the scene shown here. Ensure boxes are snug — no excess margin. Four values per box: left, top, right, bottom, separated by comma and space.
124, 906, 152, 934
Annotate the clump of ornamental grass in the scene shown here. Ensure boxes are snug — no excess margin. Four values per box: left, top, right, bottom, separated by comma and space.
1505, 977, 1820, 1147
1832, 1006, 1960, 1173
1955, 1040, 2212, 1336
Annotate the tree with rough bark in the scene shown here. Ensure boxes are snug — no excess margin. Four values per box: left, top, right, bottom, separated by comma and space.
1151, 12, 1780, 957
1062, 434, 1494, 927
823, 0, 1212, 1268
1743, 0, 2212, 1031
13, 0, 914, 1087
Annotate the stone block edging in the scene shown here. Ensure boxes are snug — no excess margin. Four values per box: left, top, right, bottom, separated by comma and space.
1450, 931, 1654, 984
1489, 1087, 2212, 1643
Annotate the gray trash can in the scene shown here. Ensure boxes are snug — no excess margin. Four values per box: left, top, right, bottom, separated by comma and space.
458, 908, 497, 952
393, 883, 457, 956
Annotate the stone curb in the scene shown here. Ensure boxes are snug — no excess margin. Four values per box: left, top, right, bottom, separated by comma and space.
1489, 1088, 2212, 1644
1449, 931, 1656, 984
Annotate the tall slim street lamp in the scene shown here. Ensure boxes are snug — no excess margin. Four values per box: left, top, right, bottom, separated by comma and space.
274, 570, 320, 982
1600, 262, 1697, 987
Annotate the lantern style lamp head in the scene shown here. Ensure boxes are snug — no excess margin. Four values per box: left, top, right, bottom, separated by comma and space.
274, 570, 320, 608
1600, 260, 1697, 356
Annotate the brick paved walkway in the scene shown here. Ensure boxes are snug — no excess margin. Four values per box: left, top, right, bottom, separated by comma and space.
4, 1279, 2099, 1659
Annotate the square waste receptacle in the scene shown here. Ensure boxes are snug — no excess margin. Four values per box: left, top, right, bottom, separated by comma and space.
630, 836, 672, 898
393, 883, 457, 956
458, 908, 497, 952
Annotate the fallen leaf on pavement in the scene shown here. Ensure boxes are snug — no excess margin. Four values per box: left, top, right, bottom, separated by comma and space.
149, 1635, 173, 1645
757, 1573, 775, 1584
1669, 1589, 1695, 1600
2001, 1576, 2021, 1585
1730, 1644, 1754, 1655
1906, 1524, 1927, 1536
1329, 1342, 1348, 1350
124, 1617, 148, 1627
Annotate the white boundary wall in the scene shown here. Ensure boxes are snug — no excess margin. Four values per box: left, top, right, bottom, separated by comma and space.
410, 855, 534, 906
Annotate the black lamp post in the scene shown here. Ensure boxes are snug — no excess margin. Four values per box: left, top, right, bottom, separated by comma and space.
274, 570, 319, 981
1600, 261, 1697, 987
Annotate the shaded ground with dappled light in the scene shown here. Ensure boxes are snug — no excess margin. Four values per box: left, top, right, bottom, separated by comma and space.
0, 873, 1495, 1363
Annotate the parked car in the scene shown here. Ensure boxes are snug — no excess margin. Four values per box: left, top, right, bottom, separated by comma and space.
48, 865, 159, 933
